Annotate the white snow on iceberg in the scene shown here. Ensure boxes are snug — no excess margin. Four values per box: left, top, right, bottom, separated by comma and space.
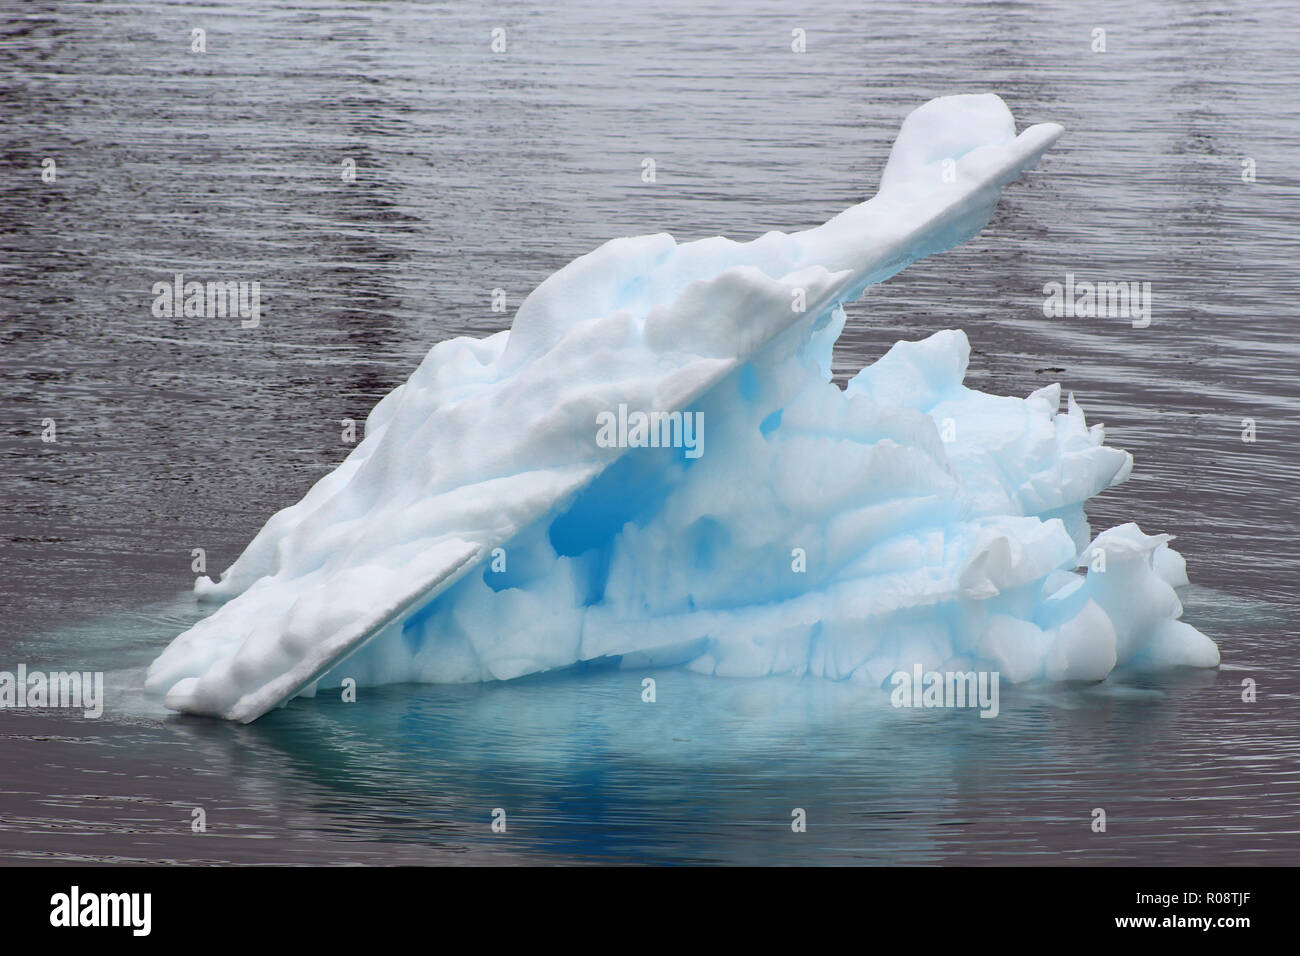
146, 94, 1218, 722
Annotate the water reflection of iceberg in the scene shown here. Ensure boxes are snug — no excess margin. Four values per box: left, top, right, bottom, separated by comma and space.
145, 93, 1217, 723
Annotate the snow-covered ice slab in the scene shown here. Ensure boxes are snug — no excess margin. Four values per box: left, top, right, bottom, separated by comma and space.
146, 94, 1217, 722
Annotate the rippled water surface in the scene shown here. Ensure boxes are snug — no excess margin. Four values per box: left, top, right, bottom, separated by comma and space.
1, 0, 1297, 864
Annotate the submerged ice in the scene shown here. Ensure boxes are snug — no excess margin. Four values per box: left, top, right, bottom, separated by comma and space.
146, 94, 1218, 722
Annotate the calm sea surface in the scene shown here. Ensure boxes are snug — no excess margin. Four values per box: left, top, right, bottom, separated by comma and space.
1, 0, 1297, 864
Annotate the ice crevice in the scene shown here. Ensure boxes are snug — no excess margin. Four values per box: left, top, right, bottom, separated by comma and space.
145, 93, 1217, 722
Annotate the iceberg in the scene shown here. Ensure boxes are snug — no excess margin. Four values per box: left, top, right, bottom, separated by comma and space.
145, 93, 1219, 722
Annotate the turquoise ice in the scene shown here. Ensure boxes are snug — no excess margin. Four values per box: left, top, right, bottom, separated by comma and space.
145, 94, 1217, 722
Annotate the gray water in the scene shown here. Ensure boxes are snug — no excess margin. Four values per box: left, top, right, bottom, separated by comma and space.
1, 0, 1297, 864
